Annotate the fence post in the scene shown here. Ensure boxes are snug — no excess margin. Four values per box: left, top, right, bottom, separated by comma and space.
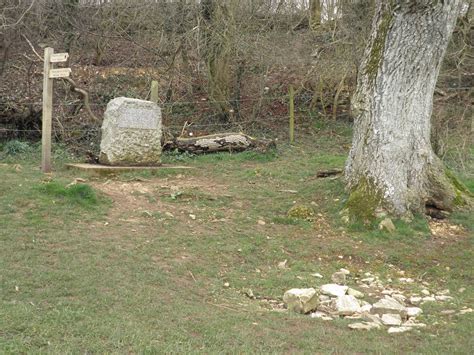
150, 80, 159, 104
289, 85, 295, 144
42, 47, 54, 173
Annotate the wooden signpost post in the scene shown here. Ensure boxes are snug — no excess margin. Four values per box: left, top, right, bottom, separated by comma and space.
42, 47, 71, 173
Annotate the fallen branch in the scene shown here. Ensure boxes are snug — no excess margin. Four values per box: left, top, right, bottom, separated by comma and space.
163, 132, 276, 154
316, 168, 343, 178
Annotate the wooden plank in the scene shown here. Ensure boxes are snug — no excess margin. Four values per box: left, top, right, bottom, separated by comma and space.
49, 68, 71, 78
42, 47, 54, 173
50, 53, 69, 63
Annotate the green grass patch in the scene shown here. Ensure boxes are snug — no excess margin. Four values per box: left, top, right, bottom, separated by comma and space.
36, 181, 99, 208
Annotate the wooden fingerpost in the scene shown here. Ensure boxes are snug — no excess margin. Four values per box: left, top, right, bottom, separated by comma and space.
289, 85, 295, 144
150, 80, 159, 104
42, 47, 54, 173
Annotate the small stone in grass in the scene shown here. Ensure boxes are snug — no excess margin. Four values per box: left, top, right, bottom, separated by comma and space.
388, 326, 412, 334
348, 322, 381, 330
381, 314, 402, 326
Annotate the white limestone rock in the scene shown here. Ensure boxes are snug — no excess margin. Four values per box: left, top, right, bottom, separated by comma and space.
333, 295, 361, 316
100, 97, 162, 166
409, 296, 423, 305
406, 307, 423, 318
320, 284, 348, 297
388, 326, 412, 334
310, 311, 333, 321
283, 288, 319, 314
331, 271, 347, 285
347, 288, 365, 298
381, 313, 402, 326
435, 295, 454, 302
372, 296, 407, 317
348, 322, 381, 330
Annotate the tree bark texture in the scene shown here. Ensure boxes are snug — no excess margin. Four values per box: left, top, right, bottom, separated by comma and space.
346, 0, 465, 217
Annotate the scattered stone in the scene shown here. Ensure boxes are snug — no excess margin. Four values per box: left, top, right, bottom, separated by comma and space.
440, 310, 456, 315
458, 287, 466, 293
399, 278, 415, 283
392, 294, 407, 304
320, 284, 348, 297
388, 326, 412, 334
406, 307, 423, 318
403, 319, 427, 328
223, 282, 230, 288
331, 271, 347, 285
99, 97, 162, 166
348, 322, 381, 330
347, 288, 364, 299
459, 308, 473, 315
362, 313, 382, 324
311, 311, 333, 321
421, 289, 430, 296
409, 296, 422, 305
244, 288, 255, 299
422, 296, 436, 303
333, 295, 361, 316
311, 273, 324, 278
283, 288, 319, 314
381, 314, 402, 326
372, 296, 407, 317
361, 277, 375, 283
361, 304, 373, 313
319, 295, 331, 302
344, 314, 363, 320
257, 219, 266, 226
165, 212, 174, 218
381, 290, 394, 295
278, 260, 288, 270
379, 218, 396, 233
437, 289, 450, 295
435, 295, 454, 302
339, 268, 350, 275
189, 214, 196, 220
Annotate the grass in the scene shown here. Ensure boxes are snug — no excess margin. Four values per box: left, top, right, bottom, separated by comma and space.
1, 125, 473, 353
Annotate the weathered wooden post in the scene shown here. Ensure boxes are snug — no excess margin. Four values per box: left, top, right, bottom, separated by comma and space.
289, 85, 295, 144
41, 48, 70, 173
150, 80, 159, 104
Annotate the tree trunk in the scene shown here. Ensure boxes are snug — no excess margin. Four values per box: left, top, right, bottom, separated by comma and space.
309, 0, 321, 30
345, 0, 467, 218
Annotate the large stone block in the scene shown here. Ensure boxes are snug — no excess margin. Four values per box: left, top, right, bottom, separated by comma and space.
99, 97, 162, 166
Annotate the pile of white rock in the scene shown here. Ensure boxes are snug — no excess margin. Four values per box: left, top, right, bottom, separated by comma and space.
282, 269, 457, 334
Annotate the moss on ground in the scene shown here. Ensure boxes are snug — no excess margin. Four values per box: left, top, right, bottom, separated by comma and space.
346, 178, 382, 222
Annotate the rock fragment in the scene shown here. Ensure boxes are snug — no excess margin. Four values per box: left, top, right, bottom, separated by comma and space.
320, 284, 348, 297
333, 295, 361, 316
381, 314, 402, 326
347, 288, 365, 298
388, 326, 412, 334
348, 322, 381, 330
379, 218, 396, 232
372, 296, 407, 317
331, 271, 347, 285
406, 307, 423, 318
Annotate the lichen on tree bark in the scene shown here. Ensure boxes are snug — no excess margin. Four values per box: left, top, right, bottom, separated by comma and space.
345, 0, 470, 218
